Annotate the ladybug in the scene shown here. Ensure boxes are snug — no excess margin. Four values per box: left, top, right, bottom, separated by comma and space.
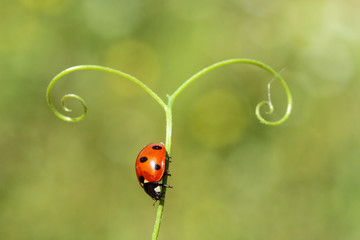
135, 143, 172, 201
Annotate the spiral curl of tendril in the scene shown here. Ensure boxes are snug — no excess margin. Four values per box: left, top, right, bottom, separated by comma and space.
59, 94, 87, 122
46, 65, 166, 122
169, 58, 292, 126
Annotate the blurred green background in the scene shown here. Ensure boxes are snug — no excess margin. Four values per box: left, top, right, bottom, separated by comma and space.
1, 0, 360, 239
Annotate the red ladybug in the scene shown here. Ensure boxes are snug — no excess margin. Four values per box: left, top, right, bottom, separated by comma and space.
135, 143, 172, 201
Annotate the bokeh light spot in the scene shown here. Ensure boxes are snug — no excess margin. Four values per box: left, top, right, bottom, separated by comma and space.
190, 89, 248, 148
168, 0, 220, 20
20, 0, 69, 13
82, 0, 141, 39
104, 40, 161, 98
297, 37, 353, 97
183, 200, 240, 239
0, 10, 40, 52
234, 0, 279, 17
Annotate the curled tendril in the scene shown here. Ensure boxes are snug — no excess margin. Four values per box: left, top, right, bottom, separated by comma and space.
255, 67, 291, 125
169, 58, 293, 125
252, 79, 275, 120
266, 78, 275, 113
46, 65, 166, 122
59, 94, 88, 122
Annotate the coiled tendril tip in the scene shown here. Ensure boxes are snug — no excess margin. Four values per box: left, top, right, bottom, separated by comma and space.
59, 94, 88, 122
256, 101, 275, 125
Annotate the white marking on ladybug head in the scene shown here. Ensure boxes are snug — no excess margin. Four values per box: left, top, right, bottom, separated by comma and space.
154, 185, 161, 193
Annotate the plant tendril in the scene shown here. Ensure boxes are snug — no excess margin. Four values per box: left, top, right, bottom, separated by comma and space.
264, 78, 275, 114
265, 68, 286, 114
46, 65, 166, 122
170, 58, 292, 125
59, 94, 87, 120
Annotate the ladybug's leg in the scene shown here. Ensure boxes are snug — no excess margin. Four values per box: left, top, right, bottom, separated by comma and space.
157, 182, 172, 201
158, 183, 173, 188
164, 170, 171, 176
143, 182, 172, 201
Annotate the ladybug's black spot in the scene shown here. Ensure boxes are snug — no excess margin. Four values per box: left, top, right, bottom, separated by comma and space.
139, 176, 145, 183
154, 164, 161, 170
152, 145, 162, 150
140, 157, 148, 163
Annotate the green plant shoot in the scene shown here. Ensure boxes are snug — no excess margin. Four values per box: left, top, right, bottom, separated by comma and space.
46, 58, 293, 240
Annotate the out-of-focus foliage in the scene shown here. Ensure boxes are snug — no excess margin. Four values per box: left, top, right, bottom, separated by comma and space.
1, 0, 360, 239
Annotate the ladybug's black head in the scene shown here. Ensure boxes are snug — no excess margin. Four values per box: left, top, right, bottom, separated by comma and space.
143, 182, 163, 201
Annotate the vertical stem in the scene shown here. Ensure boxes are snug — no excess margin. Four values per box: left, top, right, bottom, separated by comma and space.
164, 104, 173, 153
152, 98, 173, 240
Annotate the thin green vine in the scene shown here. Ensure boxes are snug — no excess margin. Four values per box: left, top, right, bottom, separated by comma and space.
46, 58, 292, 240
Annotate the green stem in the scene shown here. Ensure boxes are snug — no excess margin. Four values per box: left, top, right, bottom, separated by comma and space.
152, 99, 173, 240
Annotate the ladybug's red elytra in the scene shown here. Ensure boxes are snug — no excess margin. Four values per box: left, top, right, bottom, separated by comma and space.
135, 143, 172, 201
